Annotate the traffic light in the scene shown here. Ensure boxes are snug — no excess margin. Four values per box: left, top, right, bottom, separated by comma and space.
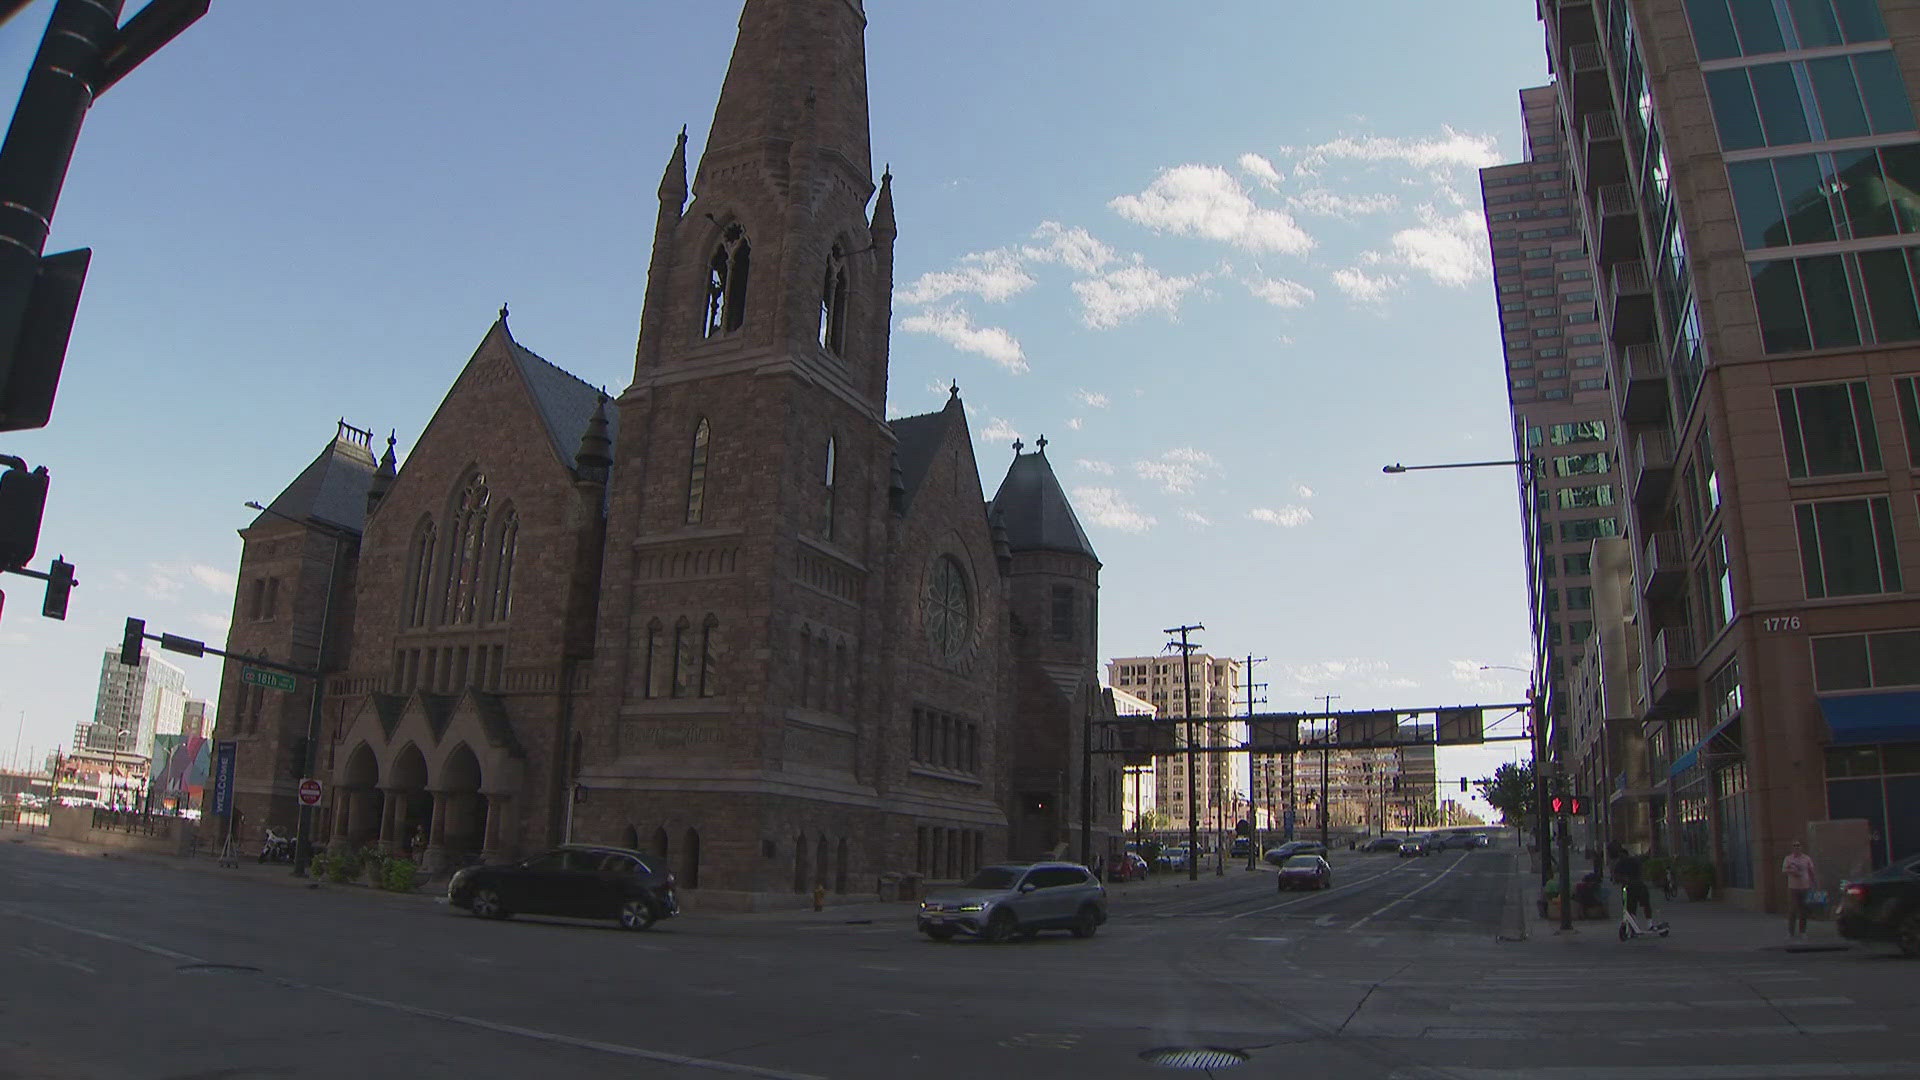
0, 461, 49, 569
40, 556, 72, 619
0, 249, 90, 433
119, 617, 144, 666
1549, 794, 1586, 815
1234, 819, 1252, 837
1460, 777, 1469, 793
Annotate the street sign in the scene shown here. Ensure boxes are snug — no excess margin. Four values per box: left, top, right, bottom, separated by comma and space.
241, 666, 297, 692
296, 778, 322, 806
210, 740, 236, 816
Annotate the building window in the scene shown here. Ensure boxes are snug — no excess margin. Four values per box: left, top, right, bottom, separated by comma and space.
1685, 0, 1888, 62
263, 578, 280, 621
705, 224, 751, 338
1795, 496, 1901, 597
686, 419, 711, 525
819, 245, 849, 354
1702, 532, 1737, 636
1556, 484, 1616, 510
1812, 628, 1920, 691
1729, 146, 1920, 253
1559, 518, 1620, 543
1777, 381, 1882, 478
1705, 52, 1913, 152
1893, 375, 1920, 467
1563, 553, 1592, 576
822, 436, 837, 541
486, 508, 517, 623
442, 473, 490, 624
1049, 584, 1076, 642
404, 519, 436, 628
672, 616, 695, 698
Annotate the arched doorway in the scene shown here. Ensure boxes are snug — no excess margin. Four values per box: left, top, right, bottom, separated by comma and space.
681, 828, 700, 889
334, 743, 381, 851
386, 743, 429, 856
815, 835, 829, 890
433, 743, 485, 871
620, 825, 639, 850
793, 832, 808, 893
836, 837, 849, 894
652, 826, 670, 864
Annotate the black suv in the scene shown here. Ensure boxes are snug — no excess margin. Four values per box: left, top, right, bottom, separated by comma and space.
1835, 854, 1920, 956
448, 845, 679, 930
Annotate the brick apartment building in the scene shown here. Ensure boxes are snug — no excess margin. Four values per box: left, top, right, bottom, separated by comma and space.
210, 0, 1121, 909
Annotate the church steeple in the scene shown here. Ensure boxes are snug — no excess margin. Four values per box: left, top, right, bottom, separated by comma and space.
701, 0, 873, 188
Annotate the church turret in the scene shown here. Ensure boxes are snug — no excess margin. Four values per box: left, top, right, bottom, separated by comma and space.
575, 394, 613, 486
990, 437, 1101, 667
366, 431, 397, 517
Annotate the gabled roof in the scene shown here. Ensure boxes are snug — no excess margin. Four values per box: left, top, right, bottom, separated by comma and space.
252, 421, 380, 535
493, 318, 620, 474
888, 399, 962, 512
990, 446, 1098, 562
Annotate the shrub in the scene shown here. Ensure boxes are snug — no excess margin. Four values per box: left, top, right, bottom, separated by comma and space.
306, 851, 332, 880
380, 855, 420, 893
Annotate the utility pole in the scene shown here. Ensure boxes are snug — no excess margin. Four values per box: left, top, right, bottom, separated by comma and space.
1243, 655, 1265, 871
1164, 623, 1203, 882
1319, 693, 1339, 848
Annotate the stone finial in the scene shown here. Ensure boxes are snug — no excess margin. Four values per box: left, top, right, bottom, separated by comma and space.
871, 166, 897, 242
576, 394, 613, 484
659, 125, 689, 209
367, 430, 399, 516
1012, 439, 1024, 455
1035, 435, 1048, 453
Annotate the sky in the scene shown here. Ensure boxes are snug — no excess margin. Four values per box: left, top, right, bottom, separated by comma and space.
0, 0, 1548, 819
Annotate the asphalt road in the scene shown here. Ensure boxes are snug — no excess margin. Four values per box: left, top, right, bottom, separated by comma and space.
2, 838, 1915, 1080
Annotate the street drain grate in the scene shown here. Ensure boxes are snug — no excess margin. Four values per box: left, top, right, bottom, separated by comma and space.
176, 963, 261, 976
1139, 1047, 1251, 1071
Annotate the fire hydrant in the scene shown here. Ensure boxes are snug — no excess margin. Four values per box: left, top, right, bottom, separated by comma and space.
812, 883, 826, 912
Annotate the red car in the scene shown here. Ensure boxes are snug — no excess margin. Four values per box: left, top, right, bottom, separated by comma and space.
1109, 852, 1151, 882
1277, 854, 1332, 891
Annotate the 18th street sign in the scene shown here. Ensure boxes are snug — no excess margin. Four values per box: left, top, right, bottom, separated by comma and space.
241, 666, 296, 693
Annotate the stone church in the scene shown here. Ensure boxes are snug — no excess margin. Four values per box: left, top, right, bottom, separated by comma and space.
212, 0, 1124, 909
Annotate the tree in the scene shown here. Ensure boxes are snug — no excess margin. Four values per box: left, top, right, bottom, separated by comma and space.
1475, 761, 1536, 829
1136, 809, 1171, 833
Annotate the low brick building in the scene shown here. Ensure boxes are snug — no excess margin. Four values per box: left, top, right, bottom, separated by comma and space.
209, 0, 1121, 909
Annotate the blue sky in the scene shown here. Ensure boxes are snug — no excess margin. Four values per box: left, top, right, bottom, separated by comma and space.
0, 1, 1547, 813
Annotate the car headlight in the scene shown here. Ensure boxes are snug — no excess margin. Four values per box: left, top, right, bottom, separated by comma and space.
920, 901, 934, 910
957, 902, 987, 913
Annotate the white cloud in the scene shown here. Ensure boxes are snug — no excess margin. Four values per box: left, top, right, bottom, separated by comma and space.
192, 612, 233, 636
0, 631, 29, 647
1247, 277, 1315, 309
898, 308, 1030, 373
1291, 127, 1503, 174
1077, 459, 1115, 475
1110, 165, 1314, 255
1331, 268, 1402, 303
1067, 417, 1083, 431
1239, 153, 1283, 190
1180, 510, 1214, 527
1383, 205, 1489, 287
190, 564, 235, 593
1450, 659, 1513, 691
1071, 486, 1157, 533
1075, 390, 1111, 409
896, 248, 1033, 306
1073, 261, 1203, 329
1283, 658, 1390, 685
1295, 484, 1315, 499
1249, 505, 1314, 528
1135, 447, 1219, 495
1285, 189, 1400, 218
1022, 222, 1116, 275
979, 418, 1021, 446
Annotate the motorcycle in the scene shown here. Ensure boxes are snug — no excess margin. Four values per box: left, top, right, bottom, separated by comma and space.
258, 828, 295, 864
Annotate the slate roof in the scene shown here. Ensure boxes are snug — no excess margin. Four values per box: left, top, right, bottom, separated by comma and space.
498, 322, 620, 474
253, 422, 380, 535
887, 402, 960, 511
989, 449, 1098, 562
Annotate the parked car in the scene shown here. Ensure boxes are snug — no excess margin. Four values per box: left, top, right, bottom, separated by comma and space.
1160, 846, 1192, 870
1399, 836, 1434, 858
918, 862, 1108, 942
447, 845, 679, 931
1108, 852, 1151, 882
1230, 837, 1252, 859
1276, 854, 1333, 891
1360, 835, 1403, 853
1835, 854, 1920, 956
1264, 840, 1328, 866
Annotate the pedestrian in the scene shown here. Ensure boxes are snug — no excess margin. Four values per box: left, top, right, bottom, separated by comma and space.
1612, 845, 1652, 921
1782, 840, 1818, 939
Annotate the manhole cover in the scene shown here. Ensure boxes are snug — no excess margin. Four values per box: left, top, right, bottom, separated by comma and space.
176, 963, 261, 975
1140, 1047, 1251, 1071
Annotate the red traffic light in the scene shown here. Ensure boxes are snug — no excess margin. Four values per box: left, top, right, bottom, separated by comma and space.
1551, 795, 1585, 815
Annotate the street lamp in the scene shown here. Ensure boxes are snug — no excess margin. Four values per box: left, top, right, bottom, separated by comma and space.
1382, 453, 1559, 913
243, 499, 347, 878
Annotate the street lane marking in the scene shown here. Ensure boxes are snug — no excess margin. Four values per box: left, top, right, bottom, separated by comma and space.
1228, 860, 1417, 920
1347, 853, 1472, 932
1451, 997, 1853, 1013
1392, 1064, 1920, 1079
9, 943, 96, 974
1408, 1023, 1888, 1041
1, 902, 829, 1080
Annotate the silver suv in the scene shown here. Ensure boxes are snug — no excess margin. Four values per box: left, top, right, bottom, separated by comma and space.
918, 862, 1108, 943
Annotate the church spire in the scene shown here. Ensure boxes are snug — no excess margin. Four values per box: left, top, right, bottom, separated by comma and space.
700, 0, 873, 188
658, 126, 689, 211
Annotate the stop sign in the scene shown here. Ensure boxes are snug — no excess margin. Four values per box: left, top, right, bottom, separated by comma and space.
297, 778, 323, 806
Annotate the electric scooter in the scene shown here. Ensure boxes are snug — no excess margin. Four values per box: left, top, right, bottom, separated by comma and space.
1618, 886, 1670, 940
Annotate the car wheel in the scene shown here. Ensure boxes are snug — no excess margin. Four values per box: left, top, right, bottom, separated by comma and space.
1897, 912, 1920, 958
469, 887, 509, 920
618, 898, 657, 931
923, 926, 956, 941
984, 909, 1018, 944
1071, 905, 1101, 939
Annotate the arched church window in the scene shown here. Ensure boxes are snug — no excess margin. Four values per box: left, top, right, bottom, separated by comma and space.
686, 419, 711, 525
404, 518, 437, 627
699, 614, 721, 699
486, 508, 518, 623
643, 618, 665, 699
705, 224, 751, 338
823, 436, 837, 541
442, 473, 490, 624
671, 616, 695, 698
818, 244, 848, 354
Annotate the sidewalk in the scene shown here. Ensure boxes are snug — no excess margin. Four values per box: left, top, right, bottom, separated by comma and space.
6, 830, 441, 905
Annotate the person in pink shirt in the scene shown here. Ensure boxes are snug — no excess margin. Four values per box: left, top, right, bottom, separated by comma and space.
1782, 839, 1818, 938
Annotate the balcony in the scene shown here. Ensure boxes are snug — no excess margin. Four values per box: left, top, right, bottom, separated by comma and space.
1607, 261, 1655, 344
1582, 112, 1626, 188
1567, 43, 1608, 115
1640, 530, 1685, 600
1592, 183, 1641, 267
1629, 430, 1674, 512
1610, 343, 1668, 425
1645, 626, 1698, 717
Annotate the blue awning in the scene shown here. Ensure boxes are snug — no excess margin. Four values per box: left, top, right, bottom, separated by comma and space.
1669, 747, 1699, 776
1818, 690, 1920, 746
